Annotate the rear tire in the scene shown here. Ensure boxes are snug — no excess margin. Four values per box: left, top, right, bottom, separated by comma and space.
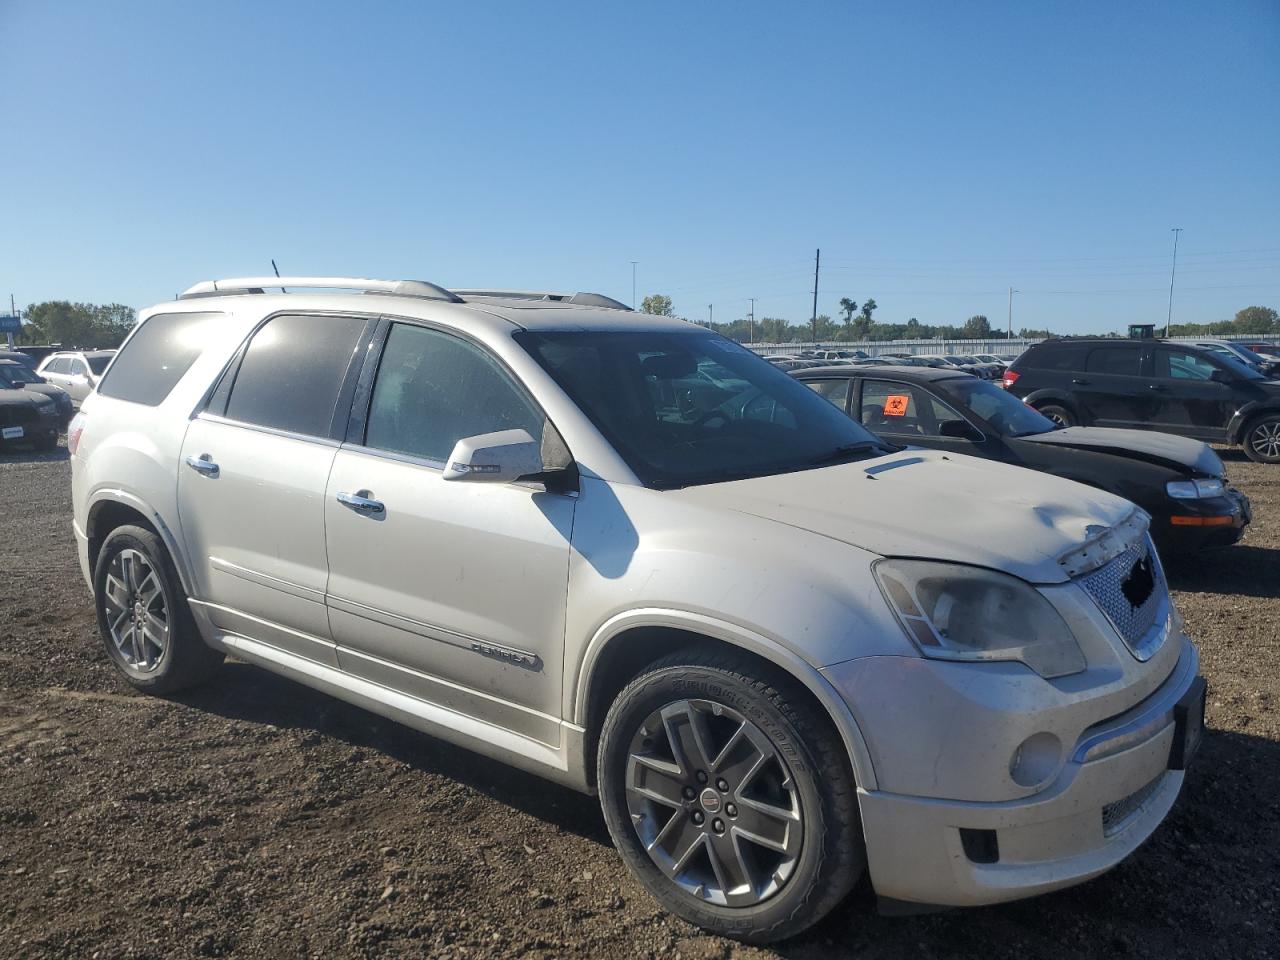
1036, 403, 1076, 428
1243, 414, 1280, 464
93, 525, 223, 694
597, 648, 864, 943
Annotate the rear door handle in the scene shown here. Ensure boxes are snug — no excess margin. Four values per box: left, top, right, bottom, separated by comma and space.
1148, 384, 1167, 391
185, 454, 219, 477
337, 490, 385, 516
1071, 378, 1091, 385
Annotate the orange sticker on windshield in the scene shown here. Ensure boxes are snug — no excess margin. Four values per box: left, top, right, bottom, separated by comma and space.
883, 394, 910, 417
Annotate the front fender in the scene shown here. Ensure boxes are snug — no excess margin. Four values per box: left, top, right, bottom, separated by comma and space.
573, 607, 880, 790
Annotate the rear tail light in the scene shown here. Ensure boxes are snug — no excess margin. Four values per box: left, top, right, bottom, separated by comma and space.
67, 412, 86, 456
1002, 370, 1020, 388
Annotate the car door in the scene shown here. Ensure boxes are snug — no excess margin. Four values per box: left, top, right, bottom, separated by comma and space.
1146, 346, 1236, 440
1071, 345, 1150, 427
39, 357, 70, 394
323, 321, 576, 744
177, 312, 372, 666
61, 357, 95, 404
855, 377, 989, 457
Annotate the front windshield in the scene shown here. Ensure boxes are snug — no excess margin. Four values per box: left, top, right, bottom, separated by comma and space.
1214, 350, 1265, 381
517, 330, 890, 488
87, 355, 113, 375
938, 377, 1056, 437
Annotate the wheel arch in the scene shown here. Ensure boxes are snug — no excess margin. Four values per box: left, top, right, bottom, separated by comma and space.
1229, 401, 1280, 444
1022, 388, 1078, 415
85, 490, 195, 595
572, 608, 878, 793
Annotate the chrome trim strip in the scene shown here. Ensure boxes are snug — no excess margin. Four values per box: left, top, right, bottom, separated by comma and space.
188, 598, 336, 653
196, 411, 342, 447
1073, 641, 1199, 763
209, 556, 326, 602
1057, 508, 1149, 578
326, 594, 543, 669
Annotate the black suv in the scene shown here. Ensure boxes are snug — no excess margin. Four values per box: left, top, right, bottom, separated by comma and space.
1004, 338, 1280, 463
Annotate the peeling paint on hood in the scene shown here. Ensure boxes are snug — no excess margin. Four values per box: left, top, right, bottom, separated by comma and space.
667, 449, 1135, 584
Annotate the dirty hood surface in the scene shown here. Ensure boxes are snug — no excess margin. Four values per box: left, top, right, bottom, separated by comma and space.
1015, 426, 1222, 476
668, 448, 1135, 584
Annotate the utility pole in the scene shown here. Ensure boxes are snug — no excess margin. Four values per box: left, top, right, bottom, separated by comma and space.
1007, 287, 1018, 338
748, 297, 755, 344
6, 294, 15, 350
811, 248, 820, 344
707, 304, 713, 327
630, 261, 638, 310
1165, 228, 1182, 337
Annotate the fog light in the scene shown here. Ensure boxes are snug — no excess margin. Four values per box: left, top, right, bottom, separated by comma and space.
1010, 732, 1062, 788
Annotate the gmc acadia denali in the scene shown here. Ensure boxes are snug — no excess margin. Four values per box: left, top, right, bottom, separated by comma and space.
70, 276, 1206, 942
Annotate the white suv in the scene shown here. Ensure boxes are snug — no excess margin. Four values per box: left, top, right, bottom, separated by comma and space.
70, 276, 1206, 942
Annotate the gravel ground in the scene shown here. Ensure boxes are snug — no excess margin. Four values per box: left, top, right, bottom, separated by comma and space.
0, 443, 1276, 960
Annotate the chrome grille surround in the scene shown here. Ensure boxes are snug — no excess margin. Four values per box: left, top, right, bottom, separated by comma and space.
1075, 530, 1171, 662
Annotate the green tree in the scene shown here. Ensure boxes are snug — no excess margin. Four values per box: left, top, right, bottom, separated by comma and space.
963, 314, 992, 338
859, 298, 878, 324
838, 297, 858, 332
18, 301, 136, 347
640, 294, 673, 316
1232, 305, 1278, 335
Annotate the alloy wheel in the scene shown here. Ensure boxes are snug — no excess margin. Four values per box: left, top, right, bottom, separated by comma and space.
1250, 421, 1280, 460
624, 699, 803, 908
101, 548, 169, 672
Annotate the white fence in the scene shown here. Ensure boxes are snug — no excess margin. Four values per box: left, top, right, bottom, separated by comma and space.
743, 334, 1280, 359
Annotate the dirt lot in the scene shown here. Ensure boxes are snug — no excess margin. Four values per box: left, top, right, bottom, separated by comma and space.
0, 444, 1276, 960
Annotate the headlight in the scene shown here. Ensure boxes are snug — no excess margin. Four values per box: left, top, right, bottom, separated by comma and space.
874, 559, 1086, 679
1166, 478, 1226, 499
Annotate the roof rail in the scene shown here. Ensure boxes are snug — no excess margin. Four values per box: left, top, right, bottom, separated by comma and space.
451, 289, 632, 311
179, 276, 463, 303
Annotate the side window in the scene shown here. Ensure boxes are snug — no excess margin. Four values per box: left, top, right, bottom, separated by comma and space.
364, 323, 544, 462
1024, 345, 1088, 371
861, 380, 962, 437
223, 313, 366, 437
804, 378, 851, 409
1156, 348, 1216, 381
69, 359, 88, 377
44, 358, 66, 374
98, 312, 220, 406
1086, 347, 1141, 376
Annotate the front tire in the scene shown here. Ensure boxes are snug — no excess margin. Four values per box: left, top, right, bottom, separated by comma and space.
1036, 403, 1076, 428
597, 649, 864, 943
1243, 414, 1280, 464
93, 524, 223, 694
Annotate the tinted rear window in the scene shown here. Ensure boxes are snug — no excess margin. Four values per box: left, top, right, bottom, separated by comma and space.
223, 313, 366, 437
87, 355, 114, 375
98, 313, 217, 406
1020, 344, 1088, 371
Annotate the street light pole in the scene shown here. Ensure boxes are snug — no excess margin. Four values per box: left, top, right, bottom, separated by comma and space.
1165, 228, 1182, 337
1007, 287, 1018, 338
748, 297, 755, 344
630, 261, 638, 310
707, 304, 713, 327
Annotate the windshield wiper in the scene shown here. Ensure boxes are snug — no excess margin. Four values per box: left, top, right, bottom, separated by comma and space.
804, 441, 888, 467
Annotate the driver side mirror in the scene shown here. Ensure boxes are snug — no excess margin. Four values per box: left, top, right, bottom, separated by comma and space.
1209, 369, 1235, 385
443, 429, 546, 483
938, 418, 982, 441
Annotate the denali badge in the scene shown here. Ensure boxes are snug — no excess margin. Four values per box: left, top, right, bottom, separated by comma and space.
469, 640, 541, 670
1121, 555, 1155, 609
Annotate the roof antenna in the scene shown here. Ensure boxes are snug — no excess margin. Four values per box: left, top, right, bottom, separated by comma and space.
271, 259, 285, 293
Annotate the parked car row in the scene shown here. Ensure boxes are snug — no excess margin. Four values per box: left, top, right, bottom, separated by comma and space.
1003, 337, 1280, 463
70, 276, 1208, 943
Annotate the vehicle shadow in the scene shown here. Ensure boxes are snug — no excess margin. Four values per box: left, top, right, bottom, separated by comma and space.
0, 445, 69, 464
174, 660, 613, 847
1164, 545, 1280, 599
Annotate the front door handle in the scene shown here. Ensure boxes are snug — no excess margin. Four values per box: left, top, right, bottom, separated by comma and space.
1148, 383, 1167, 391
1071, 378, 1091, 385
337, 490, 385, 516
185, 454, 219, 477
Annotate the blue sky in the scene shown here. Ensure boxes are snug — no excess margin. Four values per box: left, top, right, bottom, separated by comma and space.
2, 0, 1277, 333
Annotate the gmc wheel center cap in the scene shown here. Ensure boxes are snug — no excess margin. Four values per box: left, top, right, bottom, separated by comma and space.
699, 788, 722, 813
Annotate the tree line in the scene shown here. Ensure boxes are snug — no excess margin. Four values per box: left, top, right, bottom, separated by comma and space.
641, 295, 1279, 343
12, 301, 137, 348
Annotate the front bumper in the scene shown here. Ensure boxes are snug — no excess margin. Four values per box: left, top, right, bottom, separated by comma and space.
841, 640, 1202, 907
1157, 489, 1250, 553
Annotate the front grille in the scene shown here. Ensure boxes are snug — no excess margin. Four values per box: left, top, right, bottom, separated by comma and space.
1076, 533, 1169, 661
1103, 774, 1166, 836
0, 405, 37, 429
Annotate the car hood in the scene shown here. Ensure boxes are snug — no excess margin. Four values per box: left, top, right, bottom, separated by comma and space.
10, 383, 68, 403
0, 388, 46, 408
1015, 426, 1222, 476
666, 448, 1135, 584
